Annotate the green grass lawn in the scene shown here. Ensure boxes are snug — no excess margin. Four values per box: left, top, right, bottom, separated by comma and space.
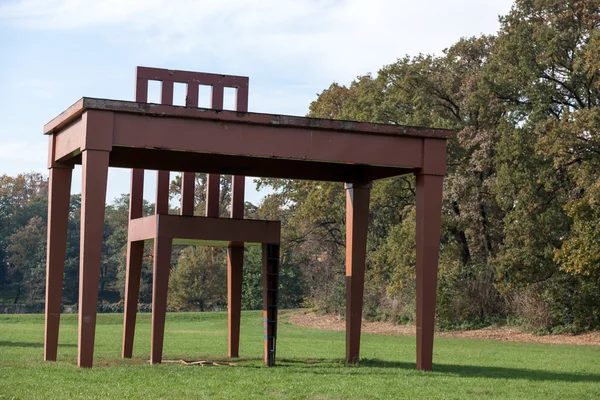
1, 311, 599, 399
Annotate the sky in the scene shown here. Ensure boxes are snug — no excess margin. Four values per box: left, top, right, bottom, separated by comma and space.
0, 0, 514, 205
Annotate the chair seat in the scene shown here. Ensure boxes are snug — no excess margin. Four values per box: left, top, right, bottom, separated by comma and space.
128, 214, 281, 246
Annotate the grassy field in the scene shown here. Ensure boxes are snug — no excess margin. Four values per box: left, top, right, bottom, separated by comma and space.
1, 311, 599, 399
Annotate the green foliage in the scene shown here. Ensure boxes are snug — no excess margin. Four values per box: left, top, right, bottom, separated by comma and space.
168, 247, 227, 311
0, 172, 48, 299
6, 216, 46, 302
241, 246, 305, 310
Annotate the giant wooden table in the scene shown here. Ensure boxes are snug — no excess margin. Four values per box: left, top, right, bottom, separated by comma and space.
43, 97, 449, 369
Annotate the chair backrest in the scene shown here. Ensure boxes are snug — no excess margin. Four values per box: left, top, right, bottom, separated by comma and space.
129, 67, 249, 220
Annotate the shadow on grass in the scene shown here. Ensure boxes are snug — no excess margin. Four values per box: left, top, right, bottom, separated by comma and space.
359, 359, 600, 382
267, 358, 600, 382
0, 341, 76, 348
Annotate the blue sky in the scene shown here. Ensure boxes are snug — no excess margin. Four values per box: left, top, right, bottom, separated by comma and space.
0, 0, 513, 205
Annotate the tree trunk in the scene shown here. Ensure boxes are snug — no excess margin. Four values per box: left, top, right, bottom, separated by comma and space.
13, 285, 21, 304
451, 201, 471, 265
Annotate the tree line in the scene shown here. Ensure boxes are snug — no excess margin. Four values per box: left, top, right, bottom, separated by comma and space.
297, 0, 600, 332
0, 173, 304, 311
1, 0, 599, 333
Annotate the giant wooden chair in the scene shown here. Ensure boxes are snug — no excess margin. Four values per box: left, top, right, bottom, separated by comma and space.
121, 67, 281, 365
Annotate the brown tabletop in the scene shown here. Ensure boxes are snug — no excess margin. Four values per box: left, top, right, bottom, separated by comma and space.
45, 97, 450, 180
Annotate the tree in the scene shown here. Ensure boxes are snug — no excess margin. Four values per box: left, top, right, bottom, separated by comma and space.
489, 0, 600, 330
168, 246, 227, 311
0, 173, 48, 289
7, 216, 47, 302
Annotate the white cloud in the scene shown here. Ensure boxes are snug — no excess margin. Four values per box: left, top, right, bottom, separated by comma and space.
0, 0, 514, 83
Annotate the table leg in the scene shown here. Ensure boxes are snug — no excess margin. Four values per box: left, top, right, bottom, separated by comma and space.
228, 245, 244, 358
44, 166, 73, 361
344, 182, 371, 365
77, 150, 109, 368
122, 240, 144, 358
150, 237, 172, 364
262, 244, 279, 366
415, 173, 443, 371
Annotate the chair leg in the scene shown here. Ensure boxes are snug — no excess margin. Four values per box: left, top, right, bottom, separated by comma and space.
44, 166, 73, 362
415, 174, 443, 371
77, 150, 109, 368
122, 240, 144, 358
150, 237, 172, 364
262, 244, 280, 366
228, 245, 244, 358
345, 183, 371, 365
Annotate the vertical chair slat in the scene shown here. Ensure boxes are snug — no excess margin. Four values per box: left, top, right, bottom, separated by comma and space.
161, 81, 174, 105
135, 78, 148, 103
129, 169, 144, 219
186, 83, 199, 108
157, 79, 174, 212
231, 175, 245, 219
211, 85, 224, 110
236, 84, 249, 112
155, 170, 170, 215
181, 172, 195, 216
206, 174, 221, 218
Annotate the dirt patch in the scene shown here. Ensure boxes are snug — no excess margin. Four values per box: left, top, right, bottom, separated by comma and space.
287, 311, 600, 346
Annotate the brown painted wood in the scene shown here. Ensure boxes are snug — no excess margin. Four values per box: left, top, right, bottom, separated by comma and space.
230, 176, 245, 219
129, 169, 144, 219
122, 241, 144, 358
135, 79, 148, 103
105, 147, 409, 183
161, 81, 174, 105
206, 173, 220, 217
211, 85, 224, 109
53, 117, 84, 161
227, 246, 244, 358
136, 66, 249, 90
77, 150, 110, 368
236, 86, 249, 113
186, 83, 199, 108
111, 113, 424, 169
44, 166, 73, 362
150, 237, 172, 364
262, 243, 279, 366
345, 182, 371, 364
156, 170, 170, 215
181, 172, 195, 216
128, 215, 280, 244
44, 98, 451, 139
415, 173, 444, 371
122, 168, 145, 358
